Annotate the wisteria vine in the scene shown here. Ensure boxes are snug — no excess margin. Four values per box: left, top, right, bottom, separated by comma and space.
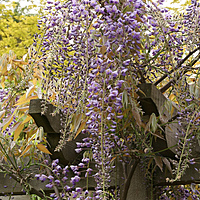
33, 0, 200, 199
1, 0, 200, 199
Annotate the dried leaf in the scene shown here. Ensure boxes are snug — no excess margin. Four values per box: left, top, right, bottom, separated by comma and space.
19, 145, 32, 157
26, 85, 36, 99
122, 90, 128, 108
10, 141, 15, 150
9, 122, 20, 133
132, 108, 142, 129
17, 106, 29, 112
22, 115, 32, 124
107, 51, 114, 59
100, 45, 107, 55
16, 93, 27, 105
0, 110, 6, 121
1, 61, 7, 75
13, 60, 28, 65
1, 77, 5, 89
75, 113, 82, 132
36, 143, 52, 155
170, 106, 175, 117
14, 123, 24, 141
74, 121, 86, 139
71, 113, 83, 133
2, 109, 17, 131
136, 14, 143, 22
14, 95, 38, 106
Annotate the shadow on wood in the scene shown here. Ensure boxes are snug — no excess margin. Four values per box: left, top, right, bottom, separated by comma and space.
29, 99, 85, 166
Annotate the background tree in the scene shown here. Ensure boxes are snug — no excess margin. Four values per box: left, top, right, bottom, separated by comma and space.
0, 1, 43, 58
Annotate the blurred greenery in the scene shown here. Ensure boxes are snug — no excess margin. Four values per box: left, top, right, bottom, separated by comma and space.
0, 1, 44, 58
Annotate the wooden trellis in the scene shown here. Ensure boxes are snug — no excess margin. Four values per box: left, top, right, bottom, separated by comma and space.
1, 83, 200, 200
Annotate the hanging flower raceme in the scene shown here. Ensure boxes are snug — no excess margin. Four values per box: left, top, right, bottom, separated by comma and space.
36, 0, 146, 197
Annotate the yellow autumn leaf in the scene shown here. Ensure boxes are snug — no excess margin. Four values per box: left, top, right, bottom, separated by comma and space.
42, 137, 48, 144
22, 115, 32, 124
0, 110, 6, 121
1, 76, 5, 89
36, 143, 52, 155
32, 78, 37, 86
17, 106, 29, 112
2, 109, 17, 131
1, 62, 7, 75
9, 122, 20, 133
170, 106, 175, 117
16, 93, 27, 104
26, 85, 36, 99
14, 95, 38, 106
19, 144, 32, 157
14, 123, 24, 141
12, 60, 28, 65
74, 121, 86, 139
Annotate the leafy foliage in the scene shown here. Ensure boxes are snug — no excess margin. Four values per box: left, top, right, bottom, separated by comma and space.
1, 0, 200, 199
0, 1, 40, 58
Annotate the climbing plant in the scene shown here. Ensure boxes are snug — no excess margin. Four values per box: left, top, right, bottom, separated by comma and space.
1, 0, 200, 199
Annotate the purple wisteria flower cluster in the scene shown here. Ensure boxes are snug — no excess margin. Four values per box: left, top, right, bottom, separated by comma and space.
35, 158, 100, 199
157, 184, 200, 200
36, 0, 147, 198
33, 0, 200, 199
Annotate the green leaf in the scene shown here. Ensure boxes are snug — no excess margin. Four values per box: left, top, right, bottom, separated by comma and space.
150, 113, 157, 133
122, 90, 128, 108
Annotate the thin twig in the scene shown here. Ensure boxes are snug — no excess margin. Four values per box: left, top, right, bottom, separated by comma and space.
154, 46, 200, 86
46, 168, 61, 200
0, 165, 51, 200
160, 53, 200, 93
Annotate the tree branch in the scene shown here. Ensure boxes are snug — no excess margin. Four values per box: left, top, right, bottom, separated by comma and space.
154, 46, 200, 86
160, 52, 200, 93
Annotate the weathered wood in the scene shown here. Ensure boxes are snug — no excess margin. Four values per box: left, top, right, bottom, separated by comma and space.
0, 161, 145, 198
29, 99, 85, 165
154, 163, 200, 186
138, 83, 180, 157
138, 83, 200, 186
138, 83, 200, 156
138, 83, 177, 119
27, 89, 200, 195
0, 172, 48, 195
126, 164, 150, 200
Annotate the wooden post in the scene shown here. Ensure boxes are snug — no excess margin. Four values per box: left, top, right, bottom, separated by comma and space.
29, 99, 85, 165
